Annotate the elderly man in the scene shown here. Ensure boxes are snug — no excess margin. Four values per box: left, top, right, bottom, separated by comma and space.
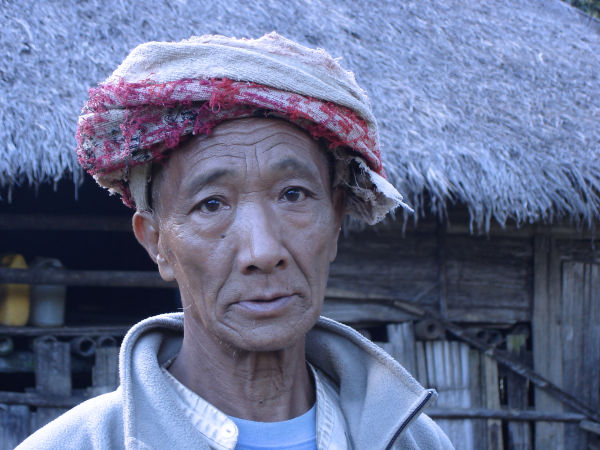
18, 34, 453, 449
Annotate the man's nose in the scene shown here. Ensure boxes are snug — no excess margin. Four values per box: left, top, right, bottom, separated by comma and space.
234, 203, 289, 274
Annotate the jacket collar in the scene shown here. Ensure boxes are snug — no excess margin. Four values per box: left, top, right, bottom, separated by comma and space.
307, 317, 436, 449
119, 313, 435, 449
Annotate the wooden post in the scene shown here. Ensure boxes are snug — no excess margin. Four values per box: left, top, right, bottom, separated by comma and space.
532, 234, 565, 449
560, 261, 600, 449
482, 355, 503, 450
436, 222, 448, 318
89, 346, 119, 397
0, 405, 30, 449
468, 348, 485, 447
505, 333, 532, 449
415, 340, 428, 386
31, 337, 71, 431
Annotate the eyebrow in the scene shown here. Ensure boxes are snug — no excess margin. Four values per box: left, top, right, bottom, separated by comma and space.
270, 158, 320, 184
179, 157, 322, 197
181, 168, 236, 196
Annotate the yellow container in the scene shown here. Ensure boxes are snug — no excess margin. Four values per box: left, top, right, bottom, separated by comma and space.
0, 254, 30, 326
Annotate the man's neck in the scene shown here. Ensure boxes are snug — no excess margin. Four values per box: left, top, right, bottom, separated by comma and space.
168, 316, 315, 422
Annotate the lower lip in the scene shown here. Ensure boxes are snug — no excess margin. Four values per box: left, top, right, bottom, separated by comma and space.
234, 295, 295, 317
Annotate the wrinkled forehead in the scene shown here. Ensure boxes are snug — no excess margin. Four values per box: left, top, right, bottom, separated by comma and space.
151, 118, 331, 209
179, 118, 324, 164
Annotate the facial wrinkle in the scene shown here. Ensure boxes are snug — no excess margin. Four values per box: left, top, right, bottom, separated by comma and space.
241, 150, 257, 265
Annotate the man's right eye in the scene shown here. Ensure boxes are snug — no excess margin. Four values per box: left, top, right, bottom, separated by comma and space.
198, 197, 225, 213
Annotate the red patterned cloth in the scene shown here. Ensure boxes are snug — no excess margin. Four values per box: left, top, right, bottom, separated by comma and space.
75, 33, 406, 223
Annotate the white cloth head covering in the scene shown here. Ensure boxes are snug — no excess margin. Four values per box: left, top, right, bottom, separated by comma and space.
76, 32, 408, 224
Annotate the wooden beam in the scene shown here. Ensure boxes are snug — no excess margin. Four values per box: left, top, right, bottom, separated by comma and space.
0, 391, 87, 408
0, 351, 92, 373
442, 220, 599, 239
0, 213, 131, 232
0, 325, 130, 337
0, 390, 590, 424
321, 298, 415, 324
426, 409, 587, 422
505, 333, 532, 448
580, 420, 600, 436
0, 268, 175, 288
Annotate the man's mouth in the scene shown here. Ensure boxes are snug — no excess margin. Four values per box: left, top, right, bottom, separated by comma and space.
234, 294, 295, 316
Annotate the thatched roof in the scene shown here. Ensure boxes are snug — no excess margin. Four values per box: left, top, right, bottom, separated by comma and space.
2, 0, 599, 230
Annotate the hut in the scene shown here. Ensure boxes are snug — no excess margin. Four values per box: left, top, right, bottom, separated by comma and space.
1, 0, 599, 448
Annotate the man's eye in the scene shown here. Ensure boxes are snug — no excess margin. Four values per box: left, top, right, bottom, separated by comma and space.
198, 198, 225, 213
282, 187, 307, 203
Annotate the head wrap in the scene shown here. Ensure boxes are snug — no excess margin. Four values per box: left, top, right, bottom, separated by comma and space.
76, 32, 408, 224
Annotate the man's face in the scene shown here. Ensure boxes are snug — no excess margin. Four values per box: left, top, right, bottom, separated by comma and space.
145, 118, 343, 352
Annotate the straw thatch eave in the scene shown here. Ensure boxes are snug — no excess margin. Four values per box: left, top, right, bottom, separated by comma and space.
1, 0, 599, 231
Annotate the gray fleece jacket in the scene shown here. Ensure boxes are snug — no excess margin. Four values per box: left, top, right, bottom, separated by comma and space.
17, 313, 453, 449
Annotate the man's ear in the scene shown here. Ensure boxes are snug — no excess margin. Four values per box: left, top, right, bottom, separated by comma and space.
132, 211, 175, 281
328, 187, 346, 263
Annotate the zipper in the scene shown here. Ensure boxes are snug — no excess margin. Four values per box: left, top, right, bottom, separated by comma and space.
384, 390, 434, 450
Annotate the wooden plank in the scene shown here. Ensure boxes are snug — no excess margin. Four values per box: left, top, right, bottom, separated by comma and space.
554, 238, 600, 263
331, 228, 439, 307
483, 355, 503, 450
0, 213, 131, 232
0, 268, 175, 288
505, 333, 532, 450
533, 234, 565, 449
424, 341, 474, 449
560, 261, 600, 449
330, 225, 538, 323
561, 261, 585, 449
0, 325, 130, 337
1, 393, 590, 422
0, 351, 91, 373
415, 341, 428, 386
468, 349, 486, 448
0, 392, 87, 408
426, 409, 587, 422
321, 298, 415, 324
582, 263, 600, 412
441, 215, 599, 239
386, 322, 417, 375
442, 234, 533, 324
31, 339, 71, 432
0, 405, 30, 449
580, 420, 600, 436
446, 307, 529, 324
436, 223, 448, 318
89, 347, 119, 396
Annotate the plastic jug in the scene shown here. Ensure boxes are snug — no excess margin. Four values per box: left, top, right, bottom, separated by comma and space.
0, 254, 30, 326
30, 257, 67, 327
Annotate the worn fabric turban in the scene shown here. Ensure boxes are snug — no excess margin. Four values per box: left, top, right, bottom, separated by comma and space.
76, 32, 407, 224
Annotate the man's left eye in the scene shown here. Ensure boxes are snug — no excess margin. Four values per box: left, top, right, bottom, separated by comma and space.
197, 197, 227, 213
282, 187, 307, 202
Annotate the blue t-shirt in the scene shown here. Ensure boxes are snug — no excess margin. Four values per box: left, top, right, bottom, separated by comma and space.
228, 404, 317, 450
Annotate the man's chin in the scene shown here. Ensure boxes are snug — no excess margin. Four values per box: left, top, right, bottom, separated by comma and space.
227, 331, 307, 353
215, 320, 317, 353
